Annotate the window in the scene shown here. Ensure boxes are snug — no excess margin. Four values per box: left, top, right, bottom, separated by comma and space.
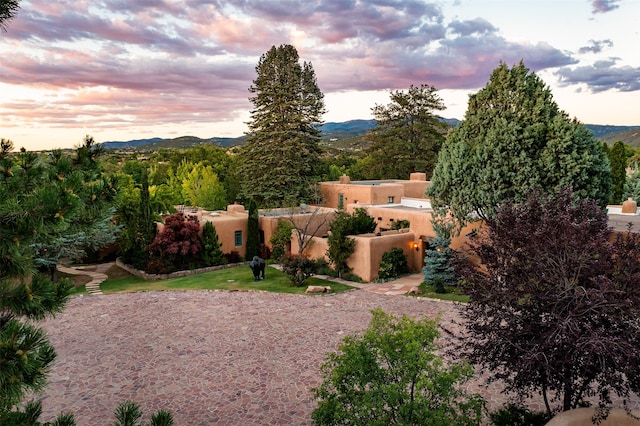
234, 230, 242, 247
338, 193, 344, 209
388, 196, 395, 204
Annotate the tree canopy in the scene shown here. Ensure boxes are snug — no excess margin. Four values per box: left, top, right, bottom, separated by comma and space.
366, 84, 448, 179
457, 188, 640, 415
238, 44, 326, 207
428, 61, 611, 224
312, 309, 485, 425
0, 138, 124, 424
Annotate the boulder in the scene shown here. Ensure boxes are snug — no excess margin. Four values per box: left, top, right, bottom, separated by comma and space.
306, 285, 332, 294
546, 408, 640, 426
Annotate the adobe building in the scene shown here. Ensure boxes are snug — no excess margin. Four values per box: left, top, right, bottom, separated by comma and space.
169, 173, 479, 282
178, 204, 250, 257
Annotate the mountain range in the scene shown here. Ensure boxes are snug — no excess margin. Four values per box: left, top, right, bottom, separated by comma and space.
99, 119, 640, 151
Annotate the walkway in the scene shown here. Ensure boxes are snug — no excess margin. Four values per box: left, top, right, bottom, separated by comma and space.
36, 269, 639, 425
56, 262, 113, 295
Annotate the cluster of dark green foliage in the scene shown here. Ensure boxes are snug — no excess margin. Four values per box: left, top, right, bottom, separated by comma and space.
201, 221, 225, 266
112, 400, 174, 426
377, 247, 409, 280
280, 254, 318, 287
238, 44, 326, 207
457, 188, 640, 415
269, 220, 294, 261
245, 199, 260, 260
422, 236, 457, 293
326, 208, 376, 277
488, 404, 551, 426
117, 168, 158, 269
606, 140, 631, 204
312, 309, 486, 425
389, 219, 410, 230
429, 61, 612, 225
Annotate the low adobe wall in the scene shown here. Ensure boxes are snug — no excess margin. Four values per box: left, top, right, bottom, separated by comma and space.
116, 258, 249, 281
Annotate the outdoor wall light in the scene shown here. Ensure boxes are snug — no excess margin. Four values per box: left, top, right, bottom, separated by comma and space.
413, 242, 420, 251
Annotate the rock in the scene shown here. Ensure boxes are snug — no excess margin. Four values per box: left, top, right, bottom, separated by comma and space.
546, 408, 640, 426
306, 285, 332, 294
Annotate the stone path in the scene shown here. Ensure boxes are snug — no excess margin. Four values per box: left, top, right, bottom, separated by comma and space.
36, 268, 639, 425
56, 263, 113, 295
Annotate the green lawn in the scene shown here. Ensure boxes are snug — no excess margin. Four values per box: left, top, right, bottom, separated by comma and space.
413, 283, 470, 303
98, 265, 355, 295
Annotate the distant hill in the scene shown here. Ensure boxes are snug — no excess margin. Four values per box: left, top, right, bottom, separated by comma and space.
592, 126, 640, 147
100, 119, 637, 151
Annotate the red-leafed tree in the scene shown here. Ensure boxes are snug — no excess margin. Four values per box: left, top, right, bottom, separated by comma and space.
457, 188, 640, 416
149, 212, 202, 271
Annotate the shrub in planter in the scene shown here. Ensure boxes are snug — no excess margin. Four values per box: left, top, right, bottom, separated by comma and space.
378, 247, 409, 280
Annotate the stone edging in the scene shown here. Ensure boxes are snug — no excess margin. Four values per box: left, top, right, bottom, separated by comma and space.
115, 257, 250, 281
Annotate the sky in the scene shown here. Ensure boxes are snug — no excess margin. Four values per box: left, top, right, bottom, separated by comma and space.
0, 0, 639, 151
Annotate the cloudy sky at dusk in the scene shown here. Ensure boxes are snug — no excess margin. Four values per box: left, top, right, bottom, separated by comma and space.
1, 0, 639, 151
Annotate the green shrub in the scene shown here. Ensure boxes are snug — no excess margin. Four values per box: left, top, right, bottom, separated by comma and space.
489, 404, 551, 426
312, 309, 486, 425
280, 255, 317, 287
270, 220, 294, 261
390, 219, 410, 230
378, 247, 409, 280
314, 258, 336, 276
341, 272, 363, 283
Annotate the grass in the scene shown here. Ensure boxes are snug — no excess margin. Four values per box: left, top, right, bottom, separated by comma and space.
414, 283, 470, 303
99, 265, 355, 295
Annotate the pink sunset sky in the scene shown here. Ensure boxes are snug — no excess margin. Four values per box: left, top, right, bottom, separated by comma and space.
1, 0, 639, 151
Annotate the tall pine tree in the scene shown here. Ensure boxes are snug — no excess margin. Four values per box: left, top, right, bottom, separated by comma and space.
366, 84, 448, 179
239, 44, 325, 207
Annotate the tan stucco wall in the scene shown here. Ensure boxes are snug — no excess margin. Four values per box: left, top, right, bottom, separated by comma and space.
320, 181, 413, 208
178, 205, 249, 258
259, 208, 335, 254
291, 229, 422, 282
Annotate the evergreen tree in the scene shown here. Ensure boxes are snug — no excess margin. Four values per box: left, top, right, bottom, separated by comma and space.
116, 169, 158, 269
325, 208, 375, 278
0, 0, 20, 32
239, 44, 326, 207
609, 140, 628, 204
0, 141, 75, 424
422, 236, 456, 293
366, 84, 448, 179
31, 142, 120, 277
246, 199, 260, 260
326, 210, 356, 278
201, 221, 224, 266
428, 61, 611, 225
